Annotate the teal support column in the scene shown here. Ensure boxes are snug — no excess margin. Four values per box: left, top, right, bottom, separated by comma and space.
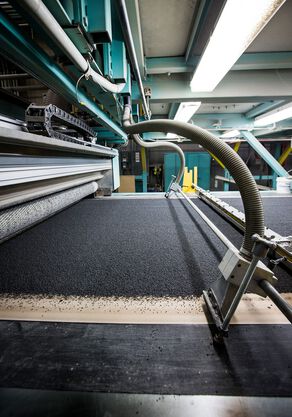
240, 131, 289, 177
272, 143, 282, 189
223, 169, 230, 191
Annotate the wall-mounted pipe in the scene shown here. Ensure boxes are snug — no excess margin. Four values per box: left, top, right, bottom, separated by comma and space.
124, 118, 265, 256
116, 0, 151, 120
123, 105, 185, 184
19, 0, 126, 94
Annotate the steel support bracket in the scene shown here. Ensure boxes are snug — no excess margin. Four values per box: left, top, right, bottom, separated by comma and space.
203, 288, 229, 342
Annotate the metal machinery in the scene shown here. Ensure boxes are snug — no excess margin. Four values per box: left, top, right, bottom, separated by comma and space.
0, 0, 292, 415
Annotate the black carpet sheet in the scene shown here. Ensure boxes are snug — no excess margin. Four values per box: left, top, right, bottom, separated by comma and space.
0, 197, 291, 297
0, 321, 291, 396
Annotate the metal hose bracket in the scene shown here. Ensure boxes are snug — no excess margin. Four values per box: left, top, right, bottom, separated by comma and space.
123, 118, 265, 257
123, 105, 185, 185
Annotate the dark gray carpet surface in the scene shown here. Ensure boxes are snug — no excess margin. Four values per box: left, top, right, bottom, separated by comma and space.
0, 199, 227, 297
0, 321, 291, 396
0, 197, 291, 297
222, 196, 292, 236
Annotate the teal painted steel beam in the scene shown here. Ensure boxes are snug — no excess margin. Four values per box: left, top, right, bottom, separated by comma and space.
186, 0, 225, 67
223, 169, 230, 191
168, 103, 179, 119
146, 57, 193, 75
146, 52, 292, 75
272, 143, 282, 188
245, 101, 284, 119
233, 52, 292, 71
125, 0, 145, 78
43, 0, 72, 25
132, 70, 292, 103
185, 0, 208, 63
87, 0, 112, 43
255, 118, 292, 137
240, 131, 289, 177
0, 10, 126, 140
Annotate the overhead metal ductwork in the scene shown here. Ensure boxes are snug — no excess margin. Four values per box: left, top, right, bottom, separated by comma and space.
19, 0, 126, 94
116, 0, 151, 119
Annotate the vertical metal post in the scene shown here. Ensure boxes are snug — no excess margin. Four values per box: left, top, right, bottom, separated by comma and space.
272, 143, 281, 189
223, 168, 230, 191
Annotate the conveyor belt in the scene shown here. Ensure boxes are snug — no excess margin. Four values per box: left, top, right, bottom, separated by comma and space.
0, 196, 291, 296
0, 321, 291, 396
0, 195, 291, 400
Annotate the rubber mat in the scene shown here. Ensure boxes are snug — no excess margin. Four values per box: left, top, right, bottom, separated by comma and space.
0, 321, 291, 396
0, 197, 291, 296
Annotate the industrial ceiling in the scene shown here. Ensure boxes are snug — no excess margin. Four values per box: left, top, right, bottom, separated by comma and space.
127, 0, 292, 139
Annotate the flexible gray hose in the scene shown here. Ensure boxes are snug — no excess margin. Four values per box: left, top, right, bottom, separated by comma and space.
124, 118, 265, 256
123, 105, 185, 184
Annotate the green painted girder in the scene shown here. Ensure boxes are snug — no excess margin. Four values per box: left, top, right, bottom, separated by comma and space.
233, 52, 292, 71
146, 57, 193, 75
43, 0, 72, 25
186, 0, 225, 67
140, 114, 252, 134
245, 101, 285, 118
66, 64, 122, 123
254, 118, 292, 137
132, 70, 292, 103
146, 52, 292, 75
125, 0, 145, 78
0, 9, 126, 140
87, 0, 112, 43
168, 103, 179, 119
240, 131, 289, 177
185, 0, 209, 63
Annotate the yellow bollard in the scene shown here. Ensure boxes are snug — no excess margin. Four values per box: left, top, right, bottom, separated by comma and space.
183, 167, 197, 192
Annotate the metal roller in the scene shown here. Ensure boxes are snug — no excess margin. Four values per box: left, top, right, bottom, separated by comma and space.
0, 181, 97, 243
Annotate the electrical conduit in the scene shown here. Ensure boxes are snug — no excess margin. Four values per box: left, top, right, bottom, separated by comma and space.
123, 105, 185, 185
20, 0, 126, 94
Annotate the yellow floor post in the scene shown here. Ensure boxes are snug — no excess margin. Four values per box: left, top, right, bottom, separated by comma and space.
183, 167, 197, 192
278, 145, 292, 165
193, 166, 198, 187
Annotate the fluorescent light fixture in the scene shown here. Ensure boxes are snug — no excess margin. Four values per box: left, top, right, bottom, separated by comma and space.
173, 101, 201, 122
167, 101, 201, 138
220, 129, 240, 138
190, 0, 285, 92
254, 102, 292, 126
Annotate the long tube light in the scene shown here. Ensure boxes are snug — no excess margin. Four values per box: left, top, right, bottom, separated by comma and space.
254, 102, 292, 126
190, 0, 286, 92
220, 129, 240, 138
167, 102, 201, 138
